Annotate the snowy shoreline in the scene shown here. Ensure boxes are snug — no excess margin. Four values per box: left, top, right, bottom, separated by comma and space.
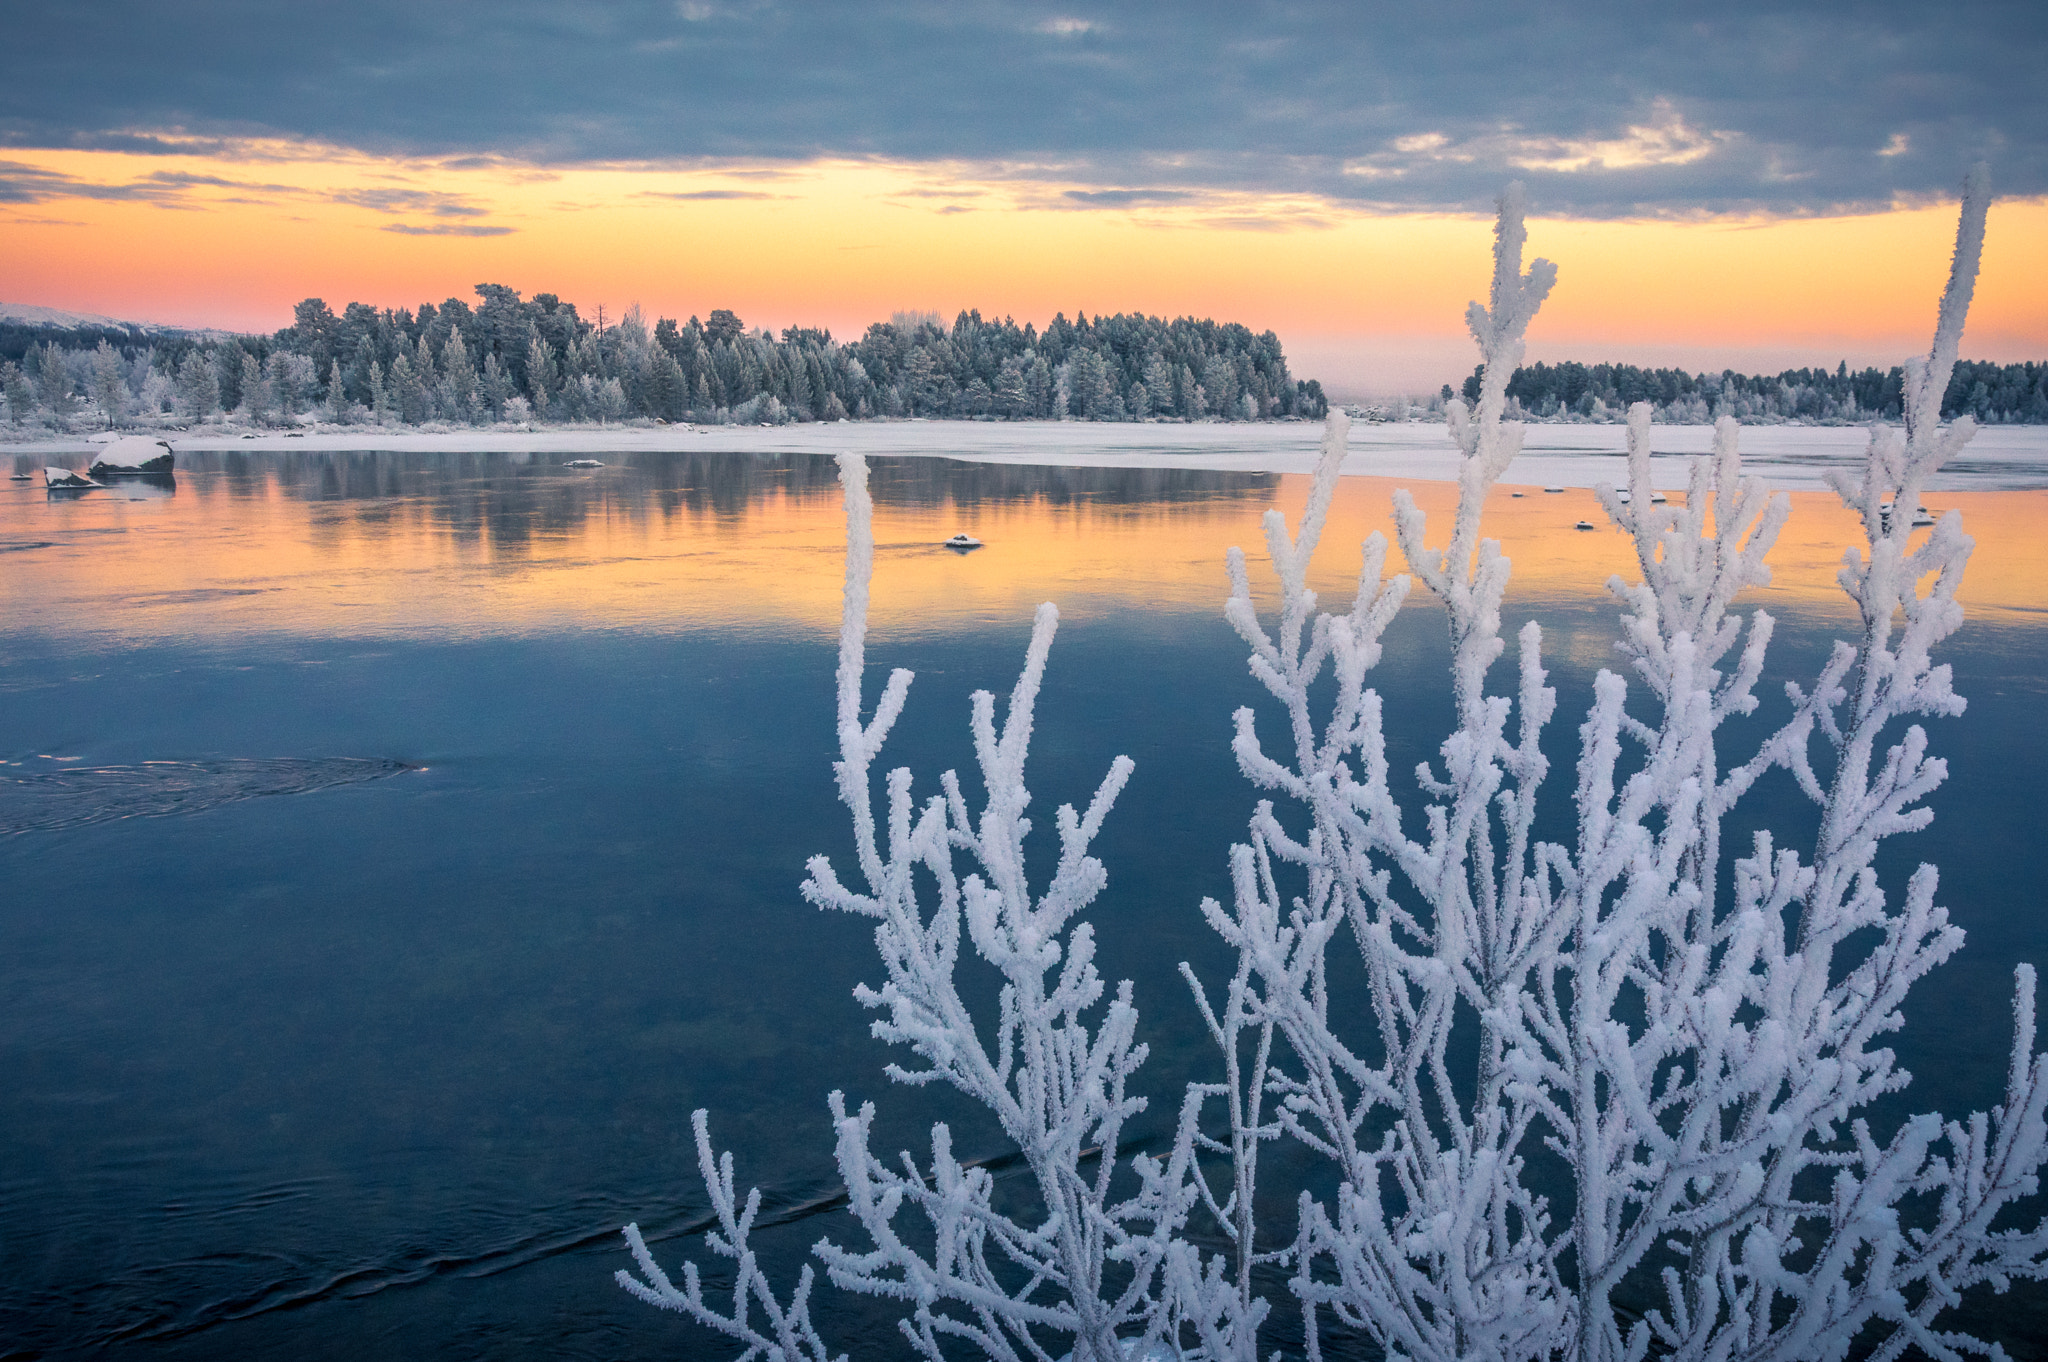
9, 418, 2046, 491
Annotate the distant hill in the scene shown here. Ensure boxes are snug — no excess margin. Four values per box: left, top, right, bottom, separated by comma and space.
0, 303, 157, 330
0, 303, 241, 366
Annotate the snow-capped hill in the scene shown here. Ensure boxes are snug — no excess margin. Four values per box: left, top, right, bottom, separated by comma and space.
0, 302, 223, 335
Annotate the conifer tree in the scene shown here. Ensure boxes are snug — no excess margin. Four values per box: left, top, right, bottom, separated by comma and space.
90, 340, 127, 429
2, 361, 33, 427
176, 350, 219, 421
994, 356, 1027, 418
35, 344, 77, 427
482, 353, 512, 420
389, 352, 426, 425
238, 350, 270, 425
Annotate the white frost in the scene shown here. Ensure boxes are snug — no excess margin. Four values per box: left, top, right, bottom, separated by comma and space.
621, 166, 2048, 1362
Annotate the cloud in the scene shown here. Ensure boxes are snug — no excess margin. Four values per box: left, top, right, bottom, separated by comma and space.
329, 187, 489, 216
1062, 188, 1196, 206
1502, 101, 1731, 174
0, 160, 197, 204
634, 188, 783, 200
381, 222, 515, 236
140, 170, 298, 193
0, 1, 2037, 216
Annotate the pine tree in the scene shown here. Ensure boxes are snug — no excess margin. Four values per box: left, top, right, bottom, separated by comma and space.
646, 349, 686, 421
443, 332, 479, 422
415, 335, 439, 420
527, 332, 559, 418
1025, 355, 1052, 417
90, 341, 127, 430
389, 353, 427, 425
994, 357, 1027, 418
1068, 347, 1109, 417
35, 344, 77, 427
1143, 354, 1173, 416
786, 348, 814, 416
176, 350, 219, 421
239, 350, 270, 425
2, 361, 33, 427
1201, 353, 1237, 416
482, 353, 512, 420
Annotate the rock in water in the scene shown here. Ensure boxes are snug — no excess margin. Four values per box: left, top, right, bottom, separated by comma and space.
90, 435, 175, 476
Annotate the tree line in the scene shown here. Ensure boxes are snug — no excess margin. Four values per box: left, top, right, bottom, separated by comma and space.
0, 286, 1328, 431
1455, 356, 2048, 424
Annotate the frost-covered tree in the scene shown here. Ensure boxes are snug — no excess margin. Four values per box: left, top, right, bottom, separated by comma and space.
89, 340, 127, 429
1205, 168, 2048, 1362
266, 351, 316, 421
620, 170, 2048, 1362
1, 361, 33, 427
389, 352, 426, 425
175, 349, 219, 422
325, 361, 349, 422
442, 331, 479, 422
482, 352, 513, 420
238, 349, 271, 425
34, 343, 77, 427
137, 364, 175, 421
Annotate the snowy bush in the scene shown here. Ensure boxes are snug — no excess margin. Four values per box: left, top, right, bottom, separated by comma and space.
620, 170, 2048, 1361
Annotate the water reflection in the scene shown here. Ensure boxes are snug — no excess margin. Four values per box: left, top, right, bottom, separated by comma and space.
5, 449, 2044, 654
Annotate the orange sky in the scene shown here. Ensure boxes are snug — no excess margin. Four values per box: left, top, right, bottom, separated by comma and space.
2, 144, 2044, 394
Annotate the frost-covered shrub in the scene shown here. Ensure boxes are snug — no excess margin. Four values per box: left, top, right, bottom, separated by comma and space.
620, 169, 2048, 1362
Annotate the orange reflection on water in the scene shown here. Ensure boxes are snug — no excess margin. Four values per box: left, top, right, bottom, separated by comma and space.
1, 458, 2041, 652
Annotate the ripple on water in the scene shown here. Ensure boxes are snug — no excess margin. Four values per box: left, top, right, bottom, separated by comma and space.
0, 757, 419, 834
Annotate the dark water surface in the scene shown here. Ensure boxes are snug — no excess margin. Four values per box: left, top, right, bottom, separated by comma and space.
2, 450, 2045, 1359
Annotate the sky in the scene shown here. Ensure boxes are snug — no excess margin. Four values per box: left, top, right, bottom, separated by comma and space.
1, 0, 2043, 394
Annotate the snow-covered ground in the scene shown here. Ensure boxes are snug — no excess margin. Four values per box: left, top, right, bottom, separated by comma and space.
12, 419, 2048, 491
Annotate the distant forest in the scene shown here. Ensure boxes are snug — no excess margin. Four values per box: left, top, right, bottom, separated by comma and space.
1454, 357, 2048, 425
0, 286, 1327, 430
5, 292, 2042, 431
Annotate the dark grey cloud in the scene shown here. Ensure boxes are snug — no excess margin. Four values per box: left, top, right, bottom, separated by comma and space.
0, 1, 2040, 216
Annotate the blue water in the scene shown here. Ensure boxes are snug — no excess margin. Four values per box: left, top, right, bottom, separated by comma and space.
2, 450, 2044, 1358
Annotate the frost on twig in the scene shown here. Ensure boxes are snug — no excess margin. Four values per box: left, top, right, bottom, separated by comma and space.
623, 166, 2045, 1362
617, 1110, 844, 1362
1210, 169, 2048, 1362
629, 449, 1258, 1362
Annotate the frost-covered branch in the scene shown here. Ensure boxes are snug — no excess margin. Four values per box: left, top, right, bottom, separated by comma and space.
630, 450, 1262, 1362
616, 1110, 844, 1362
624, 165, 2045, 1362
1212, 184, 1569, 1361
1205, 169, 2048, 1362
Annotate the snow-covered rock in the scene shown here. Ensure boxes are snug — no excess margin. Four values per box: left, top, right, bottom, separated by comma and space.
89, 435, 174, 476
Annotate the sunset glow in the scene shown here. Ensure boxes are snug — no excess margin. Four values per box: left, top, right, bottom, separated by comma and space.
14, 459, 2042, 650
4, 143, 2042, 393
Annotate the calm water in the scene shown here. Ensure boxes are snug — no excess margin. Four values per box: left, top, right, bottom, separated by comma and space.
3, 449, 2045, 1359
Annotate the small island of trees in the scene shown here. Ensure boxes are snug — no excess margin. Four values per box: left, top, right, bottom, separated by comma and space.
0, 287, 1329, 431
